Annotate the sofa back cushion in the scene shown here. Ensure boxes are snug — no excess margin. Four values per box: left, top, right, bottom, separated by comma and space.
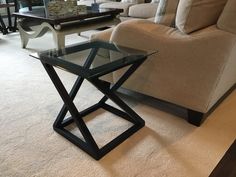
154, 0, 180, 27
217, 0, 236, 34
176, 0, 227, 34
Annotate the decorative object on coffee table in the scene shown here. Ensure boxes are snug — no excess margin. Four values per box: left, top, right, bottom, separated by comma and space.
47, 0, 79, 17
77, 5, 87, 13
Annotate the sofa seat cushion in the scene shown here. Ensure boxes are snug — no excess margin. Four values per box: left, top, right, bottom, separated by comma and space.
217, 0, 236, 35
100, 2, 135, 16
128, 3, 158, 18
176, 0, 227, 34
154, 0, 180, 27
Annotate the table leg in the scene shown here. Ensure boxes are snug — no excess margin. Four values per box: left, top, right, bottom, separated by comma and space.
54, 47, 99, 128
0, 15, 8, 35
42, 63, 100, 158
17, 19, 53, 48
52, 31, 65, 51
5, 0, 12, 30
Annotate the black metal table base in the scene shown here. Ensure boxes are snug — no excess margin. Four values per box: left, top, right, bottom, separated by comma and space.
41, 48, 146, 160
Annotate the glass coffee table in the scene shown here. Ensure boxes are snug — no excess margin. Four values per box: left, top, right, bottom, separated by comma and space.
14, 7, 122, 49
31, 41, 157, 160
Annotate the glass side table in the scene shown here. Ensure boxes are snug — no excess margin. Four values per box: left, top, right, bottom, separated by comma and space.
31, 41, 157, 160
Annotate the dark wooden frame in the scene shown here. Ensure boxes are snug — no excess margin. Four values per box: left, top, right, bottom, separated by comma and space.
187, 83, 236, 126
117, 82, 235, 127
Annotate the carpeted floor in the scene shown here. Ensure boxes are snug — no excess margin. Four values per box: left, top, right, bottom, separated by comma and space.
0, 32, 236, 177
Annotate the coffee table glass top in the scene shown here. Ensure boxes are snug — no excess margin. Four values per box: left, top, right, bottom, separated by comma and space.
31, 41, 157, 79
13, 7, 123, 24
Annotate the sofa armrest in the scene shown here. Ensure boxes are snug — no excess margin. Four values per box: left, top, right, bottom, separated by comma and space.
128, 3, 158, 18
99, 2, 135, 16
110, 19, 236, 112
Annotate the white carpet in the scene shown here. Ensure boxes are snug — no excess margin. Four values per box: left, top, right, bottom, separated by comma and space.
0, 32, 236, 177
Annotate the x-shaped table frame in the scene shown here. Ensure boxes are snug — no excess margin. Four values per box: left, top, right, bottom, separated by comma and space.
40, 47, 147, 160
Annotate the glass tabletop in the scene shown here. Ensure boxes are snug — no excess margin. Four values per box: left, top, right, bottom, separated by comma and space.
31, 41, 157, 79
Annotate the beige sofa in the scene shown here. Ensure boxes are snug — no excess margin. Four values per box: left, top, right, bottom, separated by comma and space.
92, 0, 236, 126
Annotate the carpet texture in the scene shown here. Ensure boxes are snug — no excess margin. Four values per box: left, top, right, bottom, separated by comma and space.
0, 32, 236, 177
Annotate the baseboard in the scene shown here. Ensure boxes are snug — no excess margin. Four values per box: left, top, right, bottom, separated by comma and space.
209, 139, 236, 177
